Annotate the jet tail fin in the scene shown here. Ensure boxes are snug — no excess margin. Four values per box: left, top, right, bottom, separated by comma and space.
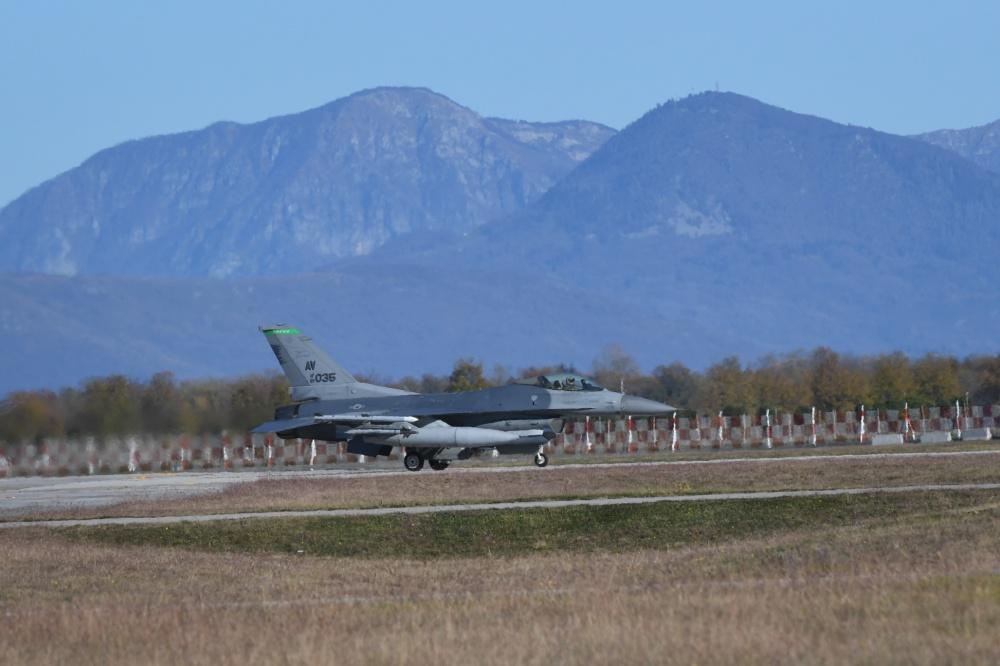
261, 325, 357, 399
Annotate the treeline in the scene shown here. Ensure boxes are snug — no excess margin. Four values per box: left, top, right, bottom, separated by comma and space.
389, 347, 1000, 415
0, 372, 288, 443
2, 347, 1000, 443
593, 348, 1000, 414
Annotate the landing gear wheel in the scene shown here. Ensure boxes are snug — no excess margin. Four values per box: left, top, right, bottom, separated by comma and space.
403, 452, 424, 472
534, 452, 549, 468
428, 460, 450, 471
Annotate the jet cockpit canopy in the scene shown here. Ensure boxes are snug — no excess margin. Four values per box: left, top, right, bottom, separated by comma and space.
516, 373, 605, 392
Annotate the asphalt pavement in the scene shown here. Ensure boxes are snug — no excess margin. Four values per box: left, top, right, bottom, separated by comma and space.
1, 448, 998, 519
2, 482, 998, 529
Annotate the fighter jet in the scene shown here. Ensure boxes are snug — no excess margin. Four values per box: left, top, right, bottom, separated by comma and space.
251, 326, 675, 471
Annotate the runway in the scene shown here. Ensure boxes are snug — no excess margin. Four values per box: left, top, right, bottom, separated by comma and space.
2, 448, 998, 519
3, 482, 999, 529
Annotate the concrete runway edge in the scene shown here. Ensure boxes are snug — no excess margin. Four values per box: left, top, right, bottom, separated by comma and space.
3, 482, 999, 530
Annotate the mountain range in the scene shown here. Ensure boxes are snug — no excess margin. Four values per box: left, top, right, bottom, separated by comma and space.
2, 87, 999, 395
0, 87, 613, 277
916, 119, 1000, 176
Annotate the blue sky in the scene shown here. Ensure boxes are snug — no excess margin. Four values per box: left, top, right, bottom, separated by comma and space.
2, 1, 999, 206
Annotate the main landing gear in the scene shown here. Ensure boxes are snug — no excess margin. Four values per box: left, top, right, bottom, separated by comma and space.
404, 450, 544, 471
403, 452, 424, 472
403, 452, 449, 472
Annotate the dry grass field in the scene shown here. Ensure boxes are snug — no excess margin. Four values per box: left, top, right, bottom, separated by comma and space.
2, 449, 998, 665
18, 448, 1000, 521
0, 491, 997, 664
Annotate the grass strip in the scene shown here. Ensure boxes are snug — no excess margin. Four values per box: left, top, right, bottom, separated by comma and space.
62, 489, 999, 560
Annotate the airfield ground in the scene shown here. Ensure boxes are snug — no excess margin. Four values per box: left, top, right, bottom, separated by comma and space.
3, 443, 999, 521
1, 445, 998, 664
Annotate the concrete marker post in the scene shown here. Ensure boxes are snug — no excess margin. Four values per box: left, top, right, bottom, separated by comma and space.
127, 437, 139, 473
86, 437, 97, 475
810, 407, 817, 447
670, 412, 678, 452
764, 409, 773, 449
222, 434, 232, 470
859, 405, 866, 444
627, 415, 636, 453
955, 400, 963, 440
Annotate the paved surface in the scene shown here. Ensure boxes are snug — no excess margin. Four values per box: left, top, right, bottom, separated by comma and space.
3, 482, 999, 529
1, 448, 998, 517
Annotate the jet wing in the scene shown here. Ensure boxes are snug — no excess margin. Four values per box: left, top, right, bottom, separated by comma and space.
251, 416, 319, 434
251, 413, 418, 434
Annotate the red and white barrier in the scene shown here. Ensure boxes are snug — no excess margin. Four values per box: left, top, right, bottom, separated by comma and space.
3, 403, 999, 477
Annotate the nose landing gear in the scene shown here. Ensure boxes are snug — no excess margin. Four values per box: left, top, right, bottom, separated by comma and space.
534, 451, 549, 468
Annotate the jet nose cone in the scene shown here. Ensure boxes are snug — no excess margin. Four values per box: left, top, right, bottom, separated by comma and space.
620, 396, 676, 416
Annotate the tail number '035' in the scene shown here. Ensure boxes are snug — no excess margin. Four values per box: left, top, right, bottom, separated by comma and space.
309, 372, 337, 383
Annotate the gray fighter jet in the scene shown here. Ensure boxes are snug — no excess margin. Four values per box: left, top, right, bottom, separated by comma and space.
252, 326, 675, 471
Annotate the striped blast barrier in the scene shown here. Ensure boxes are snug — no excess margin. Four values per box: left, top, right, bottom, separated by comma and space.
645, 417, 660, 453
615, 417, 629, 452
2, 404, 999, 476
699, 415, 713, 447
604, 418, 617, 453
711, 412, 724, 450
555, 421, 568, 451
776, 412, 794, 447
562, 419, 592, 456
681, 416, 699, 450
558, 420, 576, 454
